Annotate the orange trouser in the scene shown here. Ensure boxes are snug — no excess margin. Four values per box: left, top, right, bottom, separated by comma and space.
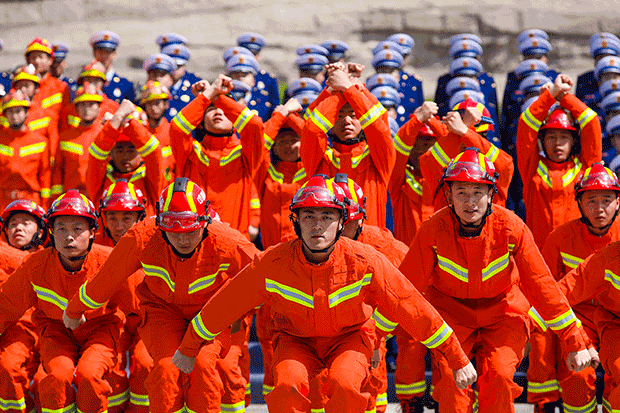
597, 308, 620, 411
120, 314, 153, 413
216, 319, 250, 413
36, 318, 119, 413
266, 330, 374, 413
256, 305, 275, 397
0, 320, 39, 413
394, 328, 428, 402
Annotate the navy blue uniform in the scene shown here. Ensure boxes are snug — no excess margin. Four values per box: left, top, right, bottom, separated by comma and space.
0, 72, 12, 97
251, 69, 279, 121
104, 71, 136, 104
166, 71, 202, 121
396, 69, 424, 126
59, 75, 77, 100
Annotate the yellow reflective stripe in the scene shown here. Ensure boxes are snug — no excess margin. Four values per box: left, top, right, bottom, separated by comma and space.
293, 168, 307, 183
221, 401, 245, 412
602, 398, 613, 413
430, 142, 449, 167
528, 307, 548, 331
328, 273, 372, 307
267, 163, 284, 183
129, 392, 149, 406
88, 142, 109, 160
485, 145, 499, 163
233, 107, 254, 133
365, 409, 376, 413
141, 262, 175, 292
560, 252, 583, 269
421, 322, 453, 349
192, 141, 210, 166
536, 161, 553, 188
482, 252, 509, 282
265, 278, 314, 308
161, 145, 172, 158
129, 165, 146, 183
372, 308, 398, 332
28, 117, 51, 131
19, 142, 46, 157
521, 107, 542, 132
563, 397, 597, 413
172, 112, 195, 135
41, 93, 62, 108
41, 403, 76, 413
137, 135, 159, 157
0, 395, 26, 411
251, 198, 260, 209
262, 384, 274, 395
376, 393, 387, 406
188, 263, 230, 294
41, 188, 51, 198
577, 108, 598, 129
79, 281, 105, 309
437, 255, 468, 282
393, 134, 412, 157
352, 146, 370, 168
246, 382, 251, 395
309, 108, 334, 134
31, 283, 68, 311
605, 269, 620, 291
67, 115, 81, 128
527, 379, 559, 393
0, 117, 8, 127
185, 181, 197, 213
0, 145, 13, 157
395, 381, 426, 395
509, 243, 515, 252
325, 147, 341, 168
405, 169, 423, 196
359, 103, 387, 129
191, 313, 219, 340
562, 159, 582, 187
311, 410, 325, 413
108, 389, 129, 407
264, 133, 275, 151
546, 309, 578, 330
220, 145, 242, 166
60, 141, 84, 156
51, 184, 64, 195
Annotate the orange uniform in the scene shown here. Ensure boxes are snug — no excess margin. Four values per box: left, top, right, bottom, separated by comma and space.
2, 106, 59, 166
169, 94, 264, 236
400, 206, 587, 413
301, 85, 395, 227
517, 89, 601, 248
0, 245, 124, 413
57, 97, 119, 135
388, 115, 435, 245
420, 118, 513, 211
86, 120, 163, 216
527, 219, 620, 411
0, 126, 51, 210
146, 118, 174, 184
178, 237, 470, 413
32, 74, 71, 121
65, 218, 259, 413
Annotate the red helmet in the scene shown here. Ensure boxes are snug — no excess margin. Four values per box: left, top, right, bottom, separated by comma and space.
156, 177, 210, 233
100, 179, 146, 216
331, 173, 366, 222
452, 98, 495, 133
575, 163, 620, 199
289, 174, 348, 219
2, 199, 46, 225
540, 108, 577, 131
441, 148, 498, 187
46, 190, 98, 228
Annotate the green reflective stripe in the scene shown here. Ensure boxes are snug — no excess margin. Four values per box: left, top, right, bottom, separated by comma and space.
359, 103, 386, 129
42, 404, 76, 413
51, 184, 64, 195
509, 243, 515, 252
108, 389, 129, 407
60, 141, 83, 156
251, 198, 260, 209
264, 133, 274, 150
528, 307, 548, 331
352, 146, 370, 168
188, 263, 230, 294
395, 381, 426, 395
265, 278, 314, 308
234, 107, 254, 133
137, 135, 159, 157
372, 308, 398, 332
19, 142, 46, 157
563, 397, 597, 413
325, 147, 341, 168
246, 382, 251, 395
192, 141, 210, 166
577, 108, 598, 129
422, 322, 453, 349
485, 145, 499, 163
221, 401, 245, 412
129, 392, 149, 406
191, 313, 219, 340
128, 165, 146, 183
606, 269, 620, 291
88, 142, 109, 160
405, 169, 423, 196
141, 262, 175, 292
376, 392, 387, 406
430, 142, 449, 167
220, 145, 242, 166
393, 134, 412, 157
41, 188, 51, 198
67, 115, 81, 127
162, 145, 172, 158
29, 117, 51, 130
521, 108, 542, 132
262, 384, 274, 395
42, 93, 62, 108
31, 283, 68, 311
536, 161, 553, 188
172, 112, 195, 135
311, 409, 325, 413
482, 252, 509, 282
546, 309, 578, 330
328, 273, 372, 308
0, 396, 25, 411
527, 379, 559, 393
309, 108, 334, 134
562, 159, 582, 187
79, 281, 105, 309
0, 145, 13, 157
437, 255, 468, 282
267, 164, 284, 183
293, 168, 307, 183
560, 252, 583, 269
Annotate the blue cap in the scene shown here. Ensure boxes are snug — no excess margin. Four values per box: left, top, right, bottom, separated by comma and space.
230, 80, 252, 101
226, 53, 259, 75
236, 33, 265, 54
520, 96, 539, 113
371, 86, 401, 107
371, 49, 404, 69
388, 116, 400, 138
517, 29, 549, 44
287, 78, 322, 96
161, 44, 191, 66
601, 92, 620, 113
156, 33, 188, 49
320, 40, 350, 62
386, 34, 415, 55
449, 39, 483, 58
514, 59, 549, 80
595, 56, 620, 79
519, 37, 552, 55
222, 46, 254, 64
450, 33, 482, 45
449, 90, 485, 110
52, 43, 69, 61
446, 76, 481, 96
143, 53, 177, 74
89, 31, 120, 51
519, 74, 552, 94
295, 53, 329, 73
293, 91, 319, 110
366, 73, 399, 91
606, 114, 620, 136
600, 79, 620, 97
449, 57, 483, 77
590, 34, 620, 57
296, 44, 329, 57
372, 41, 405, 56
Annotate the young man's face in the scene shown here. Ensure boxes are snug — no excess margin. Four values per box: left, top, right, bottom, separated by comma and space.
165, 227, 205, 255
203, 105, 233, 134
14, 80, 37, 99
611, 134, 620, 153
76, 101, 101, 123
51, 59, 67, 77
229, 71, 255, 88
5, 213, 39, 249
298, 207, 343, 251
542, 129, 574, 163
3, 107, 28, 129
52, 216, 95, 259
272, 131, 301, 163
26, 51, 52, 75
447, 182, 493, 227
147, 70, 174, 89
332, 103, 362, 142
599, 72, 620, 85
143, 99, 168, 121
80, 76, 105, 90
579, 190, 620, 230
110, 142, 141, 173
104, 210, 140, 243
93, 47, 116, 70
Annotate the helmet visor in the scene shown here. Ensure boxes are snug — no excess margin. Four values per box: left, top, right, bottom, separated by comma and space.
158, 211, 206, 232
292, 186, 338, 206
446, 161, 489, 182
